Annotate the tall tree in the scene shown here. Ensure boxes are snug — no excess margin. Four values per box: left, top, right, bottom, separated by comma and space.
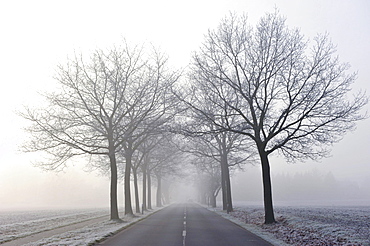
150, 135, 183, 207
130, 135, 160, 213
182, 125, 251, 212
119, 48, 180, 215
192, 157, 221, 208
138, 136, 162, 211
190, 12, 367, 223
21, 42, 147, 221
21, 41, 180, 219
175, 65, 252, 212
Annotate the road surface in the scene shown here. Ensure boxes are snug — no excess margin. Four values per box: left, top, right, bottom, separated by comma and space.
99, 203, 273, 246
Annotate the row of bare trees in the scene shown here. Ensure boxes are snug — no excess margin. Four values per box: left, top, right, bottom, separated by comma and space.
21, 11, 367, 224
21, 43, 181, 220
178, 121, 253, 211
175, 11, 367, 223
128, 133, 181, 212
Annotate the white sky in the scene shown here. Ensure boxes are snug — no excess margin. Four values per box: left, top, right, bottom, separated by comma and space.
0, 0, 369, 209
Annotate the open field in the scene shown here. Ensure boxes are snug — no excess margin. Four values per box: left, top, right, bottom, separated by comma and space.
213, 202, 370, 246
1, 204, 369, 245
0, 208, 160, 246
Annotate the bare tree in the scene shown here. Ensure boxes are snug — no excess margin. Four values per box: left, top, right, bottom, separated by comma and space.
137, 136, 163, 211
175, 66, 253, 212
190, 12, 367, 223
192, 156, 221, 208
146, 134, 184, 207
129, 133, 162, 213
21, 41, 179, 220
21, 42, 148, 221
181, 123, 251, 212
117, 48, 180, 215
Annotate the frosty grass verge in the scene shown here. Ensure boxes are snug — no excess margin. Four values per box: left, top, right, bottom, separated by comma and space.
2, 204, 369, 245
0, 207, 164, 246
209, 204, 370, 246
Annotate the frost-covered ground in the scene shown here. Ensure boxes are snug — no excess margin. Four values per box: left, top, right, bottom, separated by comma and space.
211, 202, 370, 246
2, 204, 369, 245
0, 207, 162, 246
0, 208, 108, 244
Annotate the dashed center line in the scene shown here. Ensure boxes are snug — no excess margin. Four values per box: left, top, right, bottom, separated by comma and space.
183, 205, 187, 246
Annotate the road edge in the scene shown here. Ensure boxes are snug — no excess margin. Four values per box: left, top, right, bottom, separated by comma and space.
203, 205, 289, 246
92, 205, 170, 245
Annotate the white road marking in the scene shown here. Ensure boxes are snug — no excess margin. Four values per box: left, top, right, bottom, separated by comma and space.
183, 205, 187, 246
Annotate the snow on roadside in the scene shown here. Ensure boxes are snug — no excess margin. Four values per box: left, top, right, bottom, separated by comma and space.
20, 208, 163, 246
0, 209, 109, 244
207, 206, 289, 246
0, 209, 107, 226
209, 204, 370, 246
3, 204, 369, 245
22, 217, 132, 246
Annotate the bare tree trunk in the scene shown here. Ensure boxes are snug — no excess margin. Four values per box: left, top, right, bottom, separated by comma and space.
147, 170, 152, 209
218, 133, 233, 212
258, 146, 276, 224
211, 186, 221, 208
162, 180, 170, 205
221, 133, 234, 213
142, 164, 147, 211
124, 149, 134, 215
210, 192, 217, 208
220, 150, 233, 212
224, 157, 233, 213
132, 168, 140, 213
156, 174, 162, 207
221, 167, 227, 210
199, 185, 207, 205
108, 148, 120, 221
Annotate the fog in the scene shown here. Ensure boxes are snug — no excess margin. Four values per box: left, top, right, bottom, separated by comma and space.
0, 0, 369, 210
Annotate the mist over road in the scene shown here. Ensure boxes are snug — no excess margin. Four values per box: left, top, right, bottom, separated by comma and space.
100, 203, 272, 246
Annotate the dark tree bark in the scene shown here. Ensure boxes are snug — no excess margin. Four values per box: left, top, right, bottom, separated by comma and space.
147, 170, 152, 209
162, 179, 170, 205
257, 144, 275, 223
222, 156, 233, 213
221, 167, 227, 210
131, 147, 146, 214
156, 173, 162, 207
108, 147, 120, 220
132, 168, 140, 213
124, 149, 133, 215
209, 192, 217, 208
219, 134, 233, 213
142, 162, 147, 211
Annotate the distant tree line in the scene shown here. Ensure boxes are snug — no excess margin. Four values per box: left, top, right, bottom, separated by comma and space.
273, 171, 365, 201
21, 10, 367, 224
233, 169, 368, 203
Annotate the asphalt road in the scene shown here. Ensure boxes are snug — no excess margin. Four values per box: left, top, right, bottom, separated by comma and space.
99, 203, 273, 246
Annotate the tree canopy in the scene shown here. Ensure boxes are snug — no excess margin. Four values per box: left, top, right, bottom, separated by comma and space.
188, 11, 367, 223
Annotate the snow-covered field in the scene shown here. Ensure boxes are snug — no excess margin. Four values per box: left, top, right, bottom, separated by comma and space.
1, 204, 369, 245
0, 208, 161, 246
0, 208, 108, 244
212, 203, 370, 246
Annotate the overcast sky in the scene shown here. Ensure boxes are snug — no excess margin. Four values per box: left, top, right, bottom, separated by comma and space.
0, 0, 369, 209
